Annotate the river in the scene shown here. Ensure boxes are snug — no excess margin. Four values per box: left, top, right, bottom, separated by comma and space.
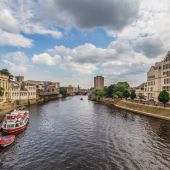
0, 96, 170, 170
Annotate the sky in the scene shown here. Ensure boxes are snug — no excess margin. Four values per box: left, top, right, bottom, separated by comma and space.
0, 0, 170, 88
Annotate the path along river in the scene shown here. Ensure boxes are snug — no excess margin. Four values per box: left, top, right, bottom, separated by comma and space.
0, 96, 170, 170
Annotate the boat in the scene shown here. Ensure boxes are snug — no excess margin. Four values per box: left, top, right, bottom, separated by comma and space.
80, 98, 83, 100
0, 135, 15, 147
1, 109, 29, 133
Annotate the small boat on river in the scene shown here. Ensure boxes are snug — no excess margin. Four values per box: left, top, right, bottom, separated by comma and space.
80, 98, 83, 100
1, 109, 29, 133
0, 135, 15, 147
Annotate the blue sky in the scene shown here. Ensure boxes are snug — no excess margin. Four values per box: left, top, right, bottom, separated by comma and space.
0, 0, 170, 88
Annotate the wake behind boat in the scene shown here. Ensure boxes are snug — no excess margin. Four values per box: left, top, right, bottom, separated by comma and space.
1, 109, 29, 133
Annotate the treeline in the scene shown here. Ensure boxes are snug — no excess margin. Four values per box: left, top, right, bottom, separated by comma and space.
95, 81, 170, 107
95, 82, 136, 99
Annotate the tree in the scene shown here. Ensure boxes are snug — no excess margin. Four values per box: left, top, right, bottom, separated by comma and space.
106, 84, 117, 98
158, 90, 170, 107
95, 89, 106, 97
130, 91, 136, 100
139, 93, 144, 99
0, 69, 10, 76
59, 87, 68, 97
114, 91, 123, 98
0, 87, 4, 96
123, 90, 130, 100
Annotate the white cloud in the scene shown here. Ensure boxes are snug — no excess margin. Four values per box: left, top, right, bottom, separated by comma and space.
0, 30, 33, 47
61, 62, 97, 74
32, 53, 61, 66
0, 9, 19, 33
2, 51, 31, 75
3, 60, 28, 74
5, 51, 29, 64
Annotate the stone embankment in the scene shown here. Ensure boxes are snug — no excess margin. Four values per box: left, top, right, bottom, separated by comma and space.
0, 94, 62, 117
89, 96, 170, 121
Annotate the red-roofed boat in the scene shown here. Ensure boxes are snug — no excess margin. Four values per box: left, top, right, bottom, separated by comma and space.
1, 109, 29, 133
0, 135, 15, 147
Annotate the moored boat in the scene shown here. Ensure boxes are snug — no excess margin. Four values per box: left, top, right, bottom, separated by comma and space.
0, 135, 15, 147
1, 109, 29, 133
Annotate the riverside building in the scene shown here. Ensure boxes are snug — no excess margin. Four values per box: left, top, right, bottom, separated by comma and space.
0, 73, 10, 102
94, 76, 104, 90
146, 51, 170, 100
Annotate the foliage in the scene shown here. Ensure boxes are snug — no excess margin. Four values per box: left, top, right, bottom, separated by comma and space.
158, 90, 170, 107
114, 91, 123, 98
130, 91, 136, 100
0, 69, 10, 76
95, 81, 130, 99
0, 87, 4, 96
112, 82, 130, 98
59, 87, 68, 97
138, 93, 144, 99
105, 84, 117, 98
95, 89, 106, 97
123, 90, 130, 99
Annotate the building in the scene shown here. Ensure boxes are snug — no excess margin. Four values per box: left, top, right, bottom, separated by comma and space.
94, 76, 104, 90
135, 82, 147, 97
67, 85, 75, 96
0, 73, 10, 102
10, 77, 36, 103
146, 51, 170, 100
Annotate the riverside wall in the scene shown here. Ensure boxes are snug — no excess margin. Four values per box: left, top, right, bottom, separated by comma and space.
0, 94, 62, 117
89, 96, 170, 121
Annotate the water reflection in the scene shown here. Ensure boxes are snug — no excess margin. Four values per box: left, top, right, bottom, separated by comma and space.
0, 96, 170, 170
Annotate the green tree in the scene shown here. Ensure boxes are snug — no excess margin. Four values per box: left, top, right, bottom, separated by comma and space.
158, 90, 170, 107
59, 87, 68, 97
95, 89, 106, 97
130, 91, 136, 100
114, 91, 123, 98
138, 93, 144, 99
0, 69, 10, 76
123, 90, 130, 100
117, 82, 129, 90
0, 87, 4, 96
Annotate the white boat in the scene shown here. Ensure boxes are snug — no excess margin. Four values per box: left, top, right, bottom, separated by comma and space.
1, 109, 29, 133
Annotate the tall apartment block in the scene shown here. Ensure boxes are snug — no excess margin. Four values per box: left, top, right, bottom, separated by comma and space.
94, 76, 104, 90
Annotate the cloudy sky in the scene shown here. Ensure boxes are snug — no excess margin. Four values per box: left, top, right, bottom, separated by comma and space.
0, 0, 170, 88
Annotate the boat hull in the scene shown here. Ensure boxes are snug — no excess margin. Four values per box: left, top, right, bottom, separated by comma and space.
0, 135, 15, 147
1, 123, 28, 133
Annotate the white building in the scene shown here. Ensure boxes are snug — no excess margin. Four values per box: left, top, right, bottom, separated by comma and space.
145, 51, 170, 100
10, 78, 36, 102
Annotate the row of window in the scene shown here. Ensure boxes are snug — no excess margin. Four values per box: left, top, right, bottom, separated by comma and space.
146, 87, 153, 92
148, 75, 155, 79
27, 86, 36, 90
162, 86, 170, 91
163, 71, 170, 77
164, 54, 170, 62
12, 92, 36, 96
164, 79, 170, 84
148, 81, 155, 86
163, 63, 170, 70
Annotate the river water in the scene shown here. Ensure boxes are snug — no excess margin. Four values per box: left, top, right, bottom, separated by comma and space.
0, 96, 170, 170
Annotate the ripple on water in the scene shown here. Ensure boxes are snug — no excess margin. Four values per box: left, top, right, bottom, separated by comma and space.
0, 96, 170, 170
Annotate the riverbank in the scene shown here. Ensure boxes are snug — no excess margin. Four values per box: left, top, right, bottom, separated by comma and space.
0, 94, 63, 117
89, 96, 170, 121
